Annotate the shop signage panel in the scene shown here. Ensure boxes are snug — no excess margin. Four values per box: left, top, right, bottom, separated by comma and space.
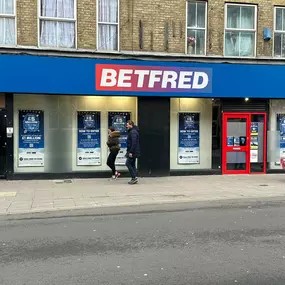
178, 112, 200, 164
96, 64, 212, 93
77, 111, 101, 166
279, 115, 285, 160
108, 112, 131, 166
3, 54, 285, 98
18, 110, 44, 167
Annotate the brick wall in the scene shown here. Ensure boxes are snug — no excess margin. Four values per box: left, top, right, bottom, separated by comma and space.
17, 0, 37, 46
14, 0, 284, 57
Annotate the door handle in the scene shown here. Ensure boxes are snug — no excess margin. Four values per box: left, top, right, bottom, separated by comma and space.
233, 147, 241, 150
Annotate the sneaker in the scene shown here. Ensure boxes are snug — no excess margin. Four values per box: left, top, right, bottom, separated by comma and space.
111, 175, 116, 180
128, 177, 138, 185
115, 172, 121, 179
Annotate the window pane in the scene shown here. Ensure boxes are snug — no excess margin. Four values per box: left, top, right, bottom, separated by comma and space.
274, 33, 282, 57
241, 6, 255, 29
283, 9, 285, 31
98, 0, 118, 23
0, 18, 15, 45
0, 0, 13, 14
41, 0, 74, 18
187, 29, 205, 55
187, 2, 196, 27
197, 2, 206, 28
227, 5, 240, 29
98, 24, 118, 50
276, 8, 282, 30
225, 31, 255, 56
40, 20, 57, 47
57, 0, 75, 19
58, 22, 75, 48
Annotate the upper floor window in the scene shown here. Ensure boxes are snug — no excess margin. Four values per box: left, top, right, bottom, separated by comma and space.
224, 4, 256, 57
274, 7, 285, 57
39, 0, 76, 48
0, 0, 16, 45
186, 0, 207, 55
97, 0, 119, 51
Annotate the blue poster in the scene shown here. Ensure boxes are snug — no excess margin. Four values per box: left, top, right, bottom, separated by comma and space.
108, 112, 131, 165
18, 110, 44, 167
227, 136, 234, 146
251, 122, 258, 136
178, 113, 200, 164
280, 116, 285, 149
77, 111, 101, 166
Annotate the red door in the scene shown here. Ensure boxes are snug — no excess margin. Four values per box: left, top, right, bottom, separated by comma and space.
222, 112, 267, 175
222, 113, 250, 174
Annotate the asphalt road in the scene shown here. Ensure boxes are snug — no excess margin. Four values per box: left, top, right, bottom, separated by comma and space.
1, 201, 285, 285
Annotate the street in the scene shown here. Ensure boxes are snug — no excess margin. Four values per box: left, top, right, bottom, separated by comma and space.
1, 201, 285, 285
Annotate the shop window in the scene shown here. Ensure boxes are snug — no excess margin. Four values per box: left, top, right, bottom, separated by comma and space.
170, 98, 221, 171
186, 0, 207, 56
274, 7, 285, 58
224, 4, 256, 57
13, 95, 137, 174
39, 0, 76, 48
0, 0, 16, 45
97, 0, 119, 51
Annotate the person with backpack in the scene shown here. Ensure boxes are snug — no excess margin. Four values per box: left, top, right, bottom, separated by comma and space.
126, 120, 140, 184
106, 127, 121, 179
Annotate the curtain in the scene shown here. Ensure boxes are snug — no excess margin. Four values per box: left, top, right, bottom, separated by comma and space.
40, 0, 75, 48
226, 6, 254, 56
98, 0, 118, 50
0, 0, 15, 45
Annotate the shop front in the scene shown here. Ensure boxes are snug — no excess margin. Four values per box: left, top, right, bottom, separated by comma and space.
0, 53, 284, 179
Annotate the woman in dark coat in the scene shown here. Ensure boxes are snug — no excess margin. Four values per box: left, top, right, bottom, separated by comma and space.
106, 127, 121, 179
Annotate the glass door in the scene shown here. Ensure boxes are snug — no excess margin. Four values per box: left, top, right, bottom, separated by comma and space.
222, 113, 250, 174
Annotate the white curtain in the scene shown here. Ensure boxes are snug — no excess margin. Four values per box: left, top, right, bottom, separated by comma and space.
98, 0, 118, 50
40, 0, 75, 48
226, 7, 254, 56
0, 0, 15, 45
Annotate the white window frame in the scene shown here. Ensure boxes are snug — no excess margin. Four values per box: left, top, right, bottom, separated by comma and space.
0, 0, 17, 46
273, 6, 285, 58
96, 0, 120, 52
37, 0, 77, 49
224, 3, 257, 57
185, 0, 207, 56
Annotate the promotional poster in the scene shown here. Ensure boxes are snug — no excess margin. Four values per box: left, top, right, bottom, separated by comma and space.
178, 113, 200, 164
280, 115, 285, 160
108, 112, 131, 165
18, 110, 44, 167
77, 111, 101, 166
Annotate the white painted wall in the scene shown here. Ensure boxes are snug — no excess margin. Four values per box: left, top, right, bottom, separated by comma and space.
170, 98, 212, 170
14, 95, 137, 173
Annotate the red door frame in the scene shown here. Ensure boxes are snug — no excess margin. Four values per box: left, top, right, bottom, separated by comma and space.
222, 112, 267, 175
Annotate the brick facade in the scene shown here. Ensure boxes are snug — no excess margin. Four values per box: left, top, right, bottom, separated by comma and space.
12, 0, 285, 57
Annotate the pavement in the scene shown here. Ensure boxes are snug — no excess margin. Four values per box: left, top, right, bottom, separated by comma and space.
0, 174, 285, 216
2, 201, 285, 284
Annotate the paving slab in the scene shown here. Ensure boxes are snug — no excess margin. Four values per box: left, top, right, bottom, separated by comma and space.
1, 174, 285, 216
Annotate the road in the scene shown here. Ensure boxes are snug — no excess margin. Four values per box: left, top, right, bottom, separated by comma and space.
1, 201, 285, 285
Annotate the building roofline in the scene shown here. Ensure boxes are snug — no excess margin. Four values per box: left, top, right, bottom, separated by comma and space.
0, 46, 284, 65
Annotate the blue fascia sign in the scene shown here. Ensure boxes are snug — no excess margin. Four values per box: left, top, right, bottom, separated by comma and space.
0, 54, 285, 98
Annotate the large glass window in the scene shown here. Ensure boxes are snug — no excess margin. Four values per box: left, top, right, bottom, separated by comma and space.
170, 98, 221, 171
97, 0, 119, 51
186, 0, 207, 55
224, 4, 256, 57
13, 95, 137, 173
274, 7, 285, 57
0, 0, 16, 45
39, 0, 76, 48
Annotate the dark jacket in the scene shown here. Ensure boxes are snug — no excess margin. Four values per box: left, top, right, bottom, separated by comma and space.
127, 126, 140, 157
107, 131, 120, 151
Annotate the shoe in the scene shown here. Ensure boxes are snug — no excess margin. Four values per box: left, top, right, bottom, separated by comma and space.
128, 177, 138, 185
115, 172, 121, 179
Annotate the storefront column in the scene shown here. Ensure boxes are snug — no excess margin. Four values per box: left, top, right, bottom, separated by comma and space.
138, 96, 170, 176
5, 93, 13, 179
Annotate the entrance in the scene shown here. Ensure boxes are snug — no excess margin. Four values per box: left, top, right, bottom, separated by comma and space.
0, 111, 6, 177
222, 112, 266, 174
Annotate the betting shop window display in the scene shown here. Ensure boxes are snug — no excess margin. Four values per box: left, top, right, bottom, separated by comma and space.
13, 94, 137, 174
170, 98, 213, 170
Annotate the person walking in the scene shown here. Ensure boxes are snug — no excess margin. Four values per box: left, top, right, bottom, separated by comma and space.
106, 127, 121, 179
126, 120, 140, 184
